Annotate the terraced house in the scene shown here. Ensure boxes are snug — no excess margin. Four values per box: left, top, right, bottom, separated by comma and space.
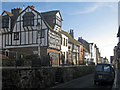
1, 6, 62, 66
60, 29, 85, 65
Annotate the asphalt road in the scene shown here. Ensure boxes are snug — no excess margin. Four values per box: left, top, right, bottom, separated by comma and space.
51, 74, 113, 89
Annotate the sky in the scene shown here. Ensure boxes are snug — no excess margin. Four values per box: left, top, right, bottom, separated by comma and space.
1, 1, 119, 61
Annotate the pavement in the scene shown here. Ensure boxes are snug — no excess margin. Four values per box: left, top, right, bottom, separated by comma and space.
112, 69, 120, 89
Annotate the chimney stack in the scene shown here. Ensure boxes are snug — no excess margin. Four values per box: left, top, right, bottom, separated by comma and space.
69, 29, 74, 38
11, 8, 22, 18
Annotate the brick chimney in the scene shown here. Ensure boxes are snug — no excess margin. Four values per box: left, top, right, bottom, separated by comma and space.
11, 8, 22, 18
69, 29, 74, 38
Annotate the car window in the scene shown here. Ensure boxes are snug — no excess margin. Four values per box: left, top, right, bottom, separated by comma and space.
103, 65, 110, 72
96, 65, 102, 71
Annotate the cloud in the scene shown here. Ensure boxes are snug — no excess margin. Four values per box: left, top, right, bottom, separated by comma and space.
70, 3, 117, 15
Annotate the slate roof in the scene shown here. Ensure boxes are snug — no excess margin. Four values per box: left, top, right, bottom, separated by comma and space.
41, 10, 63, 20
78, 37, 90, 53
41, 10, 60, 14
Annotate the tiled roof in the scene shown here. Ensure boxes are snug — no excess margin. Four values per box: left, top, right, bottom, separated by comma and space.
60, 30, 88, 52
4, 10, 13, 16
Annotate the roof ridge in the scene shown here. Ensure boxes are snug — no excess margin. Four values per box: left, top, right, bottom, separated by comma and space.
41, 10, 60, 13
4, 10, 13, 16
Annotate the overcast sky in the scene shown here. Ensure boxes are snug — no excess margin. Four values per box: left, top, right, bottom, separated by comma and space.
1, 1, 119, 61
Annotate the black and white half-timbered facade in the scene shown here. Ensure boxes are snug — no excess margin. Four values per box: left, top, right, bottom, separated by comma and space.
1, 6, 62, 65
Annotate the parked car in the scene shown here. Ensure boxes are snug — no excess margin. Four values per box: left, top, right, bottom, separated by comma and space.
94, 63, 115, 85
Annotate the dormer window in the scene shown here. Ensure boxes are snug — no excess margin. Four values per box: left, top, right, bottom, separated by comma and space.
23, 12, 34, 27
2, 17, 9, 28
56, 16, 61, 27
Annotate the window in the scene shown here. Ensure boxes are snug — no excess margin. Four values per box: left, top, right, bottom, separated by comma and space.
66, 39, 68, 46
2, 18, 9, 28
96, 65, 102, 72
63, 38, 65, 46
103, 65, 110, 72
61, 38, 62, 45
68, 46, 70, 49
23, 16, 34, 26
23, 12, 34, 26
96, 65, 110, 72
56, 16, 61, 26
14, 32, 19, 40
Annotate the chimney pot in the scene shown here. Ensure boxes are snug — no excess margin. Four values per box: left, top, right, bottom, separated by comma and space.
30, 5, 35, 9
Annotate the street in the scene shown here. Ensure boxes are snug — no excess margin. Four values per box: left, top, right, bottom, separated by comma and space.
50, 74, 113, 89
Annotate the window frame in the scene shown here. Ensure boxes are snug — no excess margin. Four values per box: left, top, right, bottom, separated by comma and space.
23, 16, 34, 27
14, 32, 19, 40
2, 17, 9, 28
23, 12, 35, 27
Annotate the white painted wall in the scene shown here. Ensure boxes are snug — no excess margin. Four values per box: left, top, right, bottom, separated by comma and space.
61, 33, 68, 64
61, 34, 68, 52
89, 43, 97, 65
54, 12, 61, 32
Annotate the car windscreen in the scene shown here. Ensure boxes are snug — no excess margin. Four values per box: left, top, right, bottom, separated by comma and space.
95, 65, 110, 72
103, 65, 110, 72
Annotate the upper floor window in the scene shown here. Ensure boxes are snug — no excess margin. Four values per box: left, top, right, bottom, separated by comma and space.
63, 38, 65, 46
23, 12, 35, 27
14, 32, 19, 40
56, 16, 62, 27
66, 39, 68, 46
2, 17, 9, 28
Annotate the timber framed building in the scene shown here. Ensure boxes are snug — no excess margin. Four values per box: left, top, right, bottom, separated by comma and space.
1, 6, 62, 66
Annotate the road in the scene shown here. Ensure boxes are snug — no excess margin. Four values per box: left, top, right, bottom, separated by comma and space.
50, 74, 113, 89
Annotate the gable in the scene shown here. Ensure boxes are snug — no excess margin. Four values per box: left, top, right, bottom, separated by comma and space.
2, 11, 13, 17
12, 6, 48, 33
2, 12, 7, 16
56, 11, 62, 20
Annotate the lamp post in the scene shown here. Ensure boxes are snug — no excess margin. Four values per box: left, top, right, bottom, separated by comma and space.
38, 31, 41, 58
36, 23, 41, 58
